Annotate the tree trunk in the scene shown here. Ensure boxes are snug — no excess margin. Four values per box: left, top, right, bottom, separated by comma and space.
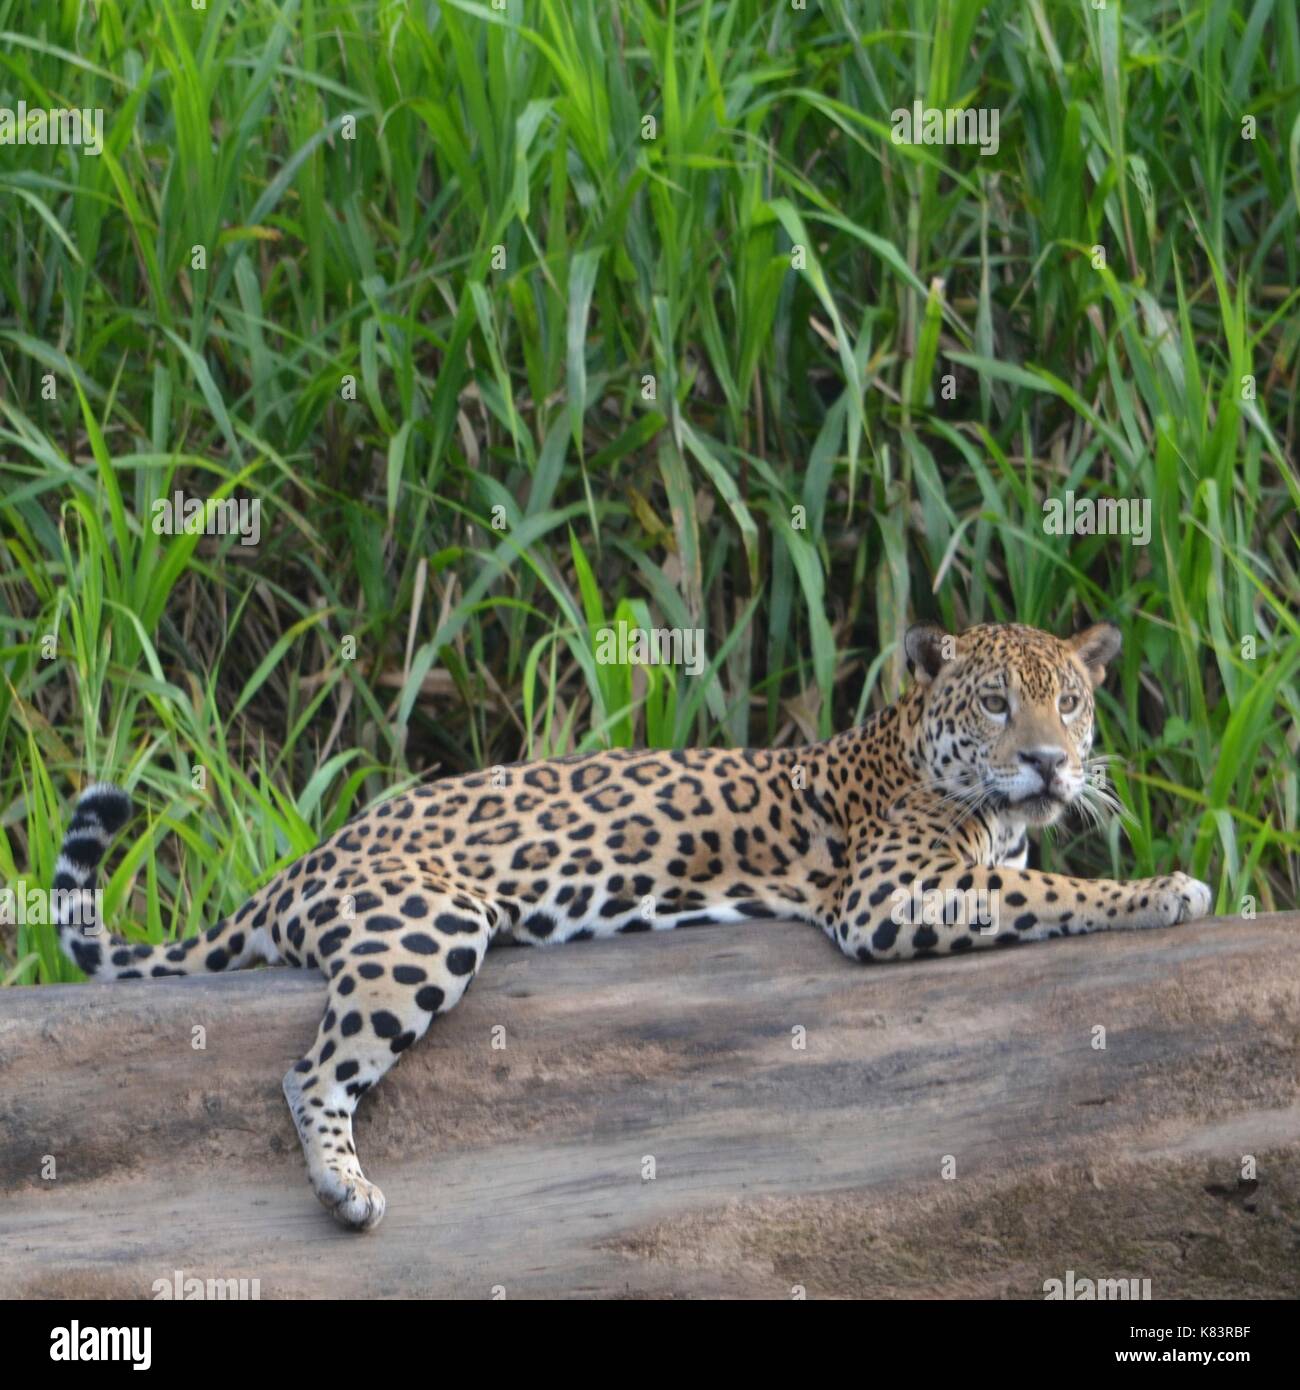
1, 912, 1297, 1299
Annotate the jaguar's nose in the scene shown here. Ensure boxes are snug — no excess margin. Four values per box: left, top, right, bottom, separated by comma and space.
1019, 746, 1067, 787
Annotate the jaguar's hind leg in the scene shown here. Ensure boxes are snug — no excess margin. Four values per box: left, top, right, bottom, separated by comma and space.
282, 890, 495, 1231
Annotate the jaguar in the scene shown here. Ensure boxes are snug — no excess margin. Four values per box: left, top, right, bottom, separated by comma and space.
52, 620, 1213, 1230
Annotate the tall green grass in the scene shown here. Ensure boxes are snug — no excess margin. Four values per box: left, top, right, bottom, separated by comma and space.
2, 0, 1297, 982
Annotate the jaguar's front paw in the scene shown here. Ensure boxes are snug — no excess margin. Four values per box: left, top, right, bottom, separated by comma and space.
1146, 872, 1213, 926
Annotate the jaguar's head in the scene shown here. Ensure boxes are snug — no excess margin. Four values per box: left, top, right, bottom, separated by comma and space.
904, 620, 1122, 828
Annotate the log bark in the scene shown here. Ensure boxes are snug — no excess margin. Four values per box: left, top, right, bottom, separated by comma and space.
1, 912, 1297, 1299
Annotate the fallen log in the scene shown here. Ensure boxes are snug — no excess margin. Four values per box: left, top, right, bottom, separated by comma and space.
1, 912, 1297, 1299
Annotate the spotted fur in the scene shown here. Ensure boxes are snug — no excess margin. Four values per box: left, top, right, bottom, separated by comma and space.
53, 621, 1212, 1230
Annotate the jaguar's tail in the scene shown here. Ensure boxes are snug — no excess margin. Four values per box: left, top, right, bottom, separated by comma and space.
52, 783, 132, 976
53, 783, 264, 980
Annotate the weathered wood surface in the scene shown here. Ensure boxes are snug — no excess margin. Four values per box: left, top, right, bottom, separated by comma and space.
1, 912, 1298, 1299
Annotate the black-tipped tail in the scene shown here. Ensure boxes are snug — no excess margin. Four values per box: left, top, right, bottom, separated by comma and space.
52, 782, 268, 982
53, 782, 131, 976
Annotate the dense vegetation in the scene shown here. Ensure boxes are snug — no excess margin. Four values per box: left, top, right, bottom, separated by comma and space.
2, 0, 1297, 983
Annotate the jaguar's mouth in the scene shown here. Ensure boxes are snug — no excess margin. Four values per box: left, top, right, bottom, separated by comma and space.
986, 787, 1071, 824
1006, 790, 1070, 825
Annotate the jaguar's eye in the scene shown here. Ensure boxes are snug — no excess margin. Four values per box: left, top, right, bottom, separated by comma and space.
1059, 692, 1080, 715
980, 694, 1008, 716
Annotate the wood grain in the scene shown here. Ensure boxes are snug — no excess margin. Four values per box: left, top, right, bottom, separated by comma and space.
1, 912, 1297, 1299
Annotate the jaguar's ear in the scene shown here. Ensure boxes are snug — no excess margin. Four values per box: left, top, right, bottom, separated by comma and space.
904, 622, 955, 683
1068, 622, 1122, 687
